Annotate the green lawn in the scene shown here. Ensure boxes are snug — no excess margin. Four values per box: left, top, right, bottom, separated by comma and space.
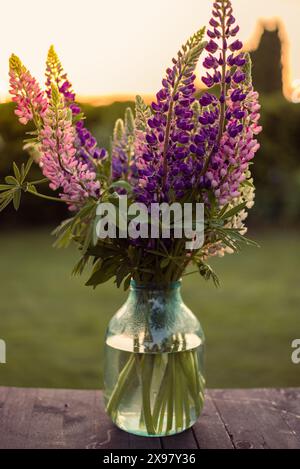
0, 229, 299, 389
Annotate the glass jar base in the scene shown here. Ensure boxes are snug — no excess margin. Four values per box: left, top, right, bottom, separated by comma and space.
111, 416, 199, 438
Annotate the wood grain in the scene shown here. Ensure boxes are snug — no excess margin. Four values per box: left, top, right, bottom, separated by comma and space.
0, 387, 299, 449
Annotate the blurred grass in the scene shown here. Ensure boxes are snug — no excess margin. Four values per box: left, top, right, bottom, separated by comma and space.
0, 229, 299, 389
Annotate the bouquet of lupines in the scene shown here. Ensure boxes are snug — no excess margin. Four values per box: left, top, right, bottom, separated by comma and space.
1, 0, 261, 436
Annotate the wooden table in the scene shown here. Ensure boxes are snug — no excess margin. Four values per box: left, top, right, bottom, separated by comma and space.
0, 387, 299, 449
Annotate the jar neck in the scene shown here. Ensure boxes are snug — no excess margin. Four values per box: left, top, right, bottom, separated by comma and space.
128, 280, 182, 311
130, 279, 181, 293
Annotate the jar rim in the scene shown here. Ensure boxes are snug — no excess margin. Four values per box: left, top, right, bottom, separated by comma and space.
130, 279, 182, 290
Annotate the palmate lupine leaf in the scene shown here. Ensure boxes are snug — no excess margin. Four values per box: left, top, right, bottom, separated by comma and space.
0, 158, 33, 212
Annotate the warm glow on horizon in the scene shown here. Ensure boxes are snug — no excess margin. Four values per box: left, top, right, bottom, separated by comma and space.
0, 0, 299, 102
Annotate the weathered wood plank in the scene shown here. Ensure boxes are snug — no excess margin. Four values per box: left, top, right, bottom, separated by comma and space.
193, 393, 234, 449
0, 387, 299, 449
210, 388, 300, 449
94, 396, 162, 449
128, 434, 162, 449
268, 388, 300, 440
27, 388, 65, 449
0, 386, 9, 406
60, 389, 129, 449
0, 387, 37, 449
161, 428, 198, 449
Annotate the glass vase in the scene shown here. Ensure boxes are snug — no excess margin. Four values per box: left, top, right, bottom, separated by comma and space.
103, 280, 205, 437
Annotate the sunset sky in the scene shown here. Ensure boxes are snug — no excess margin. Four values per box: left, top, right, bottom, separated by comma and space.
0, 0, 299, 101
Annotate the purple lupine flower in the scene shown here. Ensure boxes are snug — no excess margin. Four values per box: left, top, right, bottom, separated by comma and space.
194, 0, 262, 202
201, 0, 246, 97
133, 0, 261, 216
206, 85, 261, 206
134, 28, 207, 204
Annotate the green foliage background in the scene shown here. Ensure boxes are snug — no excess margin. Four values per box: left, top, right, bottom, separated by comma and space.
0, 230, 299, 389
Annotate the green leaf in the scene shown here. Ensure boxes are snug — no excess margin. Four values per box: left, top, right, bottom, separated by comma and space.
13, 189, 21, 211
87, 242, 121, 259
52, 217, 75, 238
82, 222, 94, 254
123, 274, 132, 291
0, 194, 14, 212
220, 202, 247, 220
145, 249, 168, 258
20, 163, 25, 181
0, 184, 12, 191
115, 261, 131, 288
5, 175, 18, 186
160, 257, 170, 269
241, 179, 254, 188
109, 180, 133, 193
218, 203, 229, 218
13, 162, 21, 182
23, 157, 34, 179
53, 224, 73, 249
85, 257, 121, 288
72, 255, 89, 276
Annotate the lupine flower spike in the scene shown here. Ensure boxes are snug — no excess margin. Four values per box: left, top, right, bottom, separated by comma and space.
134, 28, 207, 204
9, 54, 48, 127
200, 0, 261, 208
46, 46, 107, 166
39, 85, 100, 210
8, 50, 104, 210
111, 107, 136, 182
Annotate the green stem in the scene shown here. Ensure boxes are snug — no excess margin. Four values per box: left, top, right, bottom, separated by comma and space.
157, 386, 169, 434
106, 353, 136, 418
153, 358, 171, 428
29, 178, 49, 185
178, 351, 201, 415
141, 355, 156, 435
193, 351, 205, 402
174, 357, 183, 431
177, 357, 191, 428
27, 189, 66, 203
183, 384, 191, 428
135, 355, 145, 429
191, 351, 201, 397
166, 354, 175, 434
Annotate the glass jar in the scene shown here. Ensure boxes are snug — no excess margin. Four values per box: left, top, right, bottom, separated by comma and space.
103, 280, 205, 437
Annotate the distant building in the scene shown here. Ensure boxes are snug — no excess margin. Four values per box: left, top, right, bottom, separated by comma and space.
250, 27, 283, 95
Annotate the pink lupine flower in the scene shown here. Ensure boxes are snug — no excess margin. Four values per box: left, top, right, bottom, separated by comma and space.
39, 89, 100, 210
9, 54, 48, 126
45, 46, 107, 165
